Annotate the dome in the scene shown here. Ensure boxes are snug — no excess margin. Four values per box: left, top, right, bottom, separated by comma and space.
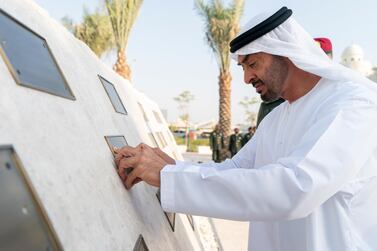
341, 44, 364, 64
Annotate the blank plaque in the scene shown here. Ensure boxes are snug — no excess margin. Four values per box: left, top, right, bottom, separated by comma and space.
155, 132, 164, 148
138, 102, 148, 122
133, 235, 149, 251
0, 10, 74, 100
148, 133, 158, 147
99, 76, 127, 115
157, 132, 167, 148
161, 132, 168, 147
153, 111, 162, 123
0, 146, 61, 251
167, 130, 175, 143
156, 189, 175, 231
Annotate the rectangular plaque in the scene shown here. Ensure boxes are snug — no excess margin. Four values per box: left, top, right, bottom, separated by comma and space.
0, 10, 74, 100
153, 111, 162, 123
161, 132, 168, 147
148, 133, 158, 147
104, 136, 132, 175
0, 146, 62, 251
138, 102, 148, 122
99, 75, 127, 115
104, 135, 128, 154
155, 132, 165, 148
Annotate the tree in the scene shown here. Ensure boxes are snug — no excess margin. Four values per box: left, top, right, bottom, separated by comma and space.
195, 0, 244, 159
174, 91, 195, 147
61, 15, 74, 33
105, 0, 143, 80
61, 8, 113, 57
239, 96, 260, 125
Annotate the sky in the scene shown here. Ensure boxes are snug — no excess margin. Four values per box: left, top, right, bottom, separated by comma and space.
33, 0, 377, 124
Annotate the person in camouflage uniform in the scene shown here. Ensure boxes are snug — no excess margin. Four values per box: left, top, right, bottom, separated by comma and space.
256, 98, 285, 127
229, 128, 243, 157
209, 125, 224, 163
242, 126, 255, 146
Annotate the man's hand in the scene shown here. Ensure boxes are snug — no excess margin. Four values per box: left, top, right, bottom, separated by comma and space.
114, 143, 175, 190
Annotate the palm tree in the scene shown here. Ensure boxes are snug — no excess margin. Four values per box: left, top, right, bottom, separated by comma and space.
195, 0, 244, 159
174, 91, 195, 148
105, 0, 143, 80
62, 8, 114, 57
73, 8, 114, 57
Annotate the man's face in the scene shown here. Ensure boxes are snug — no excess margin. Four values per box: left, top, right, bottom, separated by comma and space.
234, 128, 239, 134
238, 52, 289, 102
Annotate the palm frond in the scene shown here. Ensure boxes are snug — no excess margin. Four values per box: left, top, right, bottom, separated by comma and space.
72, 7, 113, 56
195, 0, 244, 71
105, 0, 143, 51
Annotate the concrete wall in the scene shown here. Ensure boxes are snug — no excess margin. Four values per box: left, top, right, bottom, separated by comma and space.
0, 0, 208, 250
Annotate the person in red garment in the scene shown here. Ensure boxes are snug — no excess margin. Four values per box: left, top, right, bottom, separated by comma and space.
314, 37, 333, 59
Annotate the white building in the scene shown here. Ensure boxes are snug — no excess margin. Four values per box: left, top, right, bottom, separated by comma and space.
341, 44, 377, 82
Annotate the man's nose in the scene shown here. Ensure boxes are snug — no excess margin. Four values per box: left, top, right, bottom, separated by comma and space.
244, 70, 257, 85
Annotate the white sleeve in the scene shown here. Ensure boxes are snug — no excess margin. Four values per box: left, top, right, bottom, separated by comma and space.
161, 100, 377, 221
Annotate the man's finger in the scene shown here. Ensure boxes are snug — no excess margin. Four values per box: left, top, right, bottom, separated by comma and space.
123, 177, 142, 189
125, 166, 142, 189
116, 146, 139, 159
118, 156, 137, 180
114, 151, 133, 167
114, 154, 123, 167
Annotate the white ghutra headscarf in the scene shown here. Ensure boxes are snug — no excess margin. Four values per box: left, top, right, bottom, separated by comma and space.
231, 9, 377, 95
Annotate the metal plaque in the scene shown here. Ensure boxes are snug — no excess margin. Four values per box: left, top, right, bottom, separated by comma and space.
0, 146, 62, 251
105, 135, 128, 154
138, 103, 148, 122
153, 111, 162, 123
148, 133, 158, 148
0, 10, 74, 100
104, 136, 133, 175
99, 76, 127, 115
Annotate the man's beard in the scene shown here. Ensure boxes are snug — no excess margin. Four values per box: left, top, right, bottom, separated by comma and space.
260, 56, 288, 102
261, 88, 280, 102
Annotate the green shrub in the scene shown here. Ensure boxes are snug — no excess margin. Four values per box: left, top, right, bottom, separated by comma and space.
174, 137, 210, 152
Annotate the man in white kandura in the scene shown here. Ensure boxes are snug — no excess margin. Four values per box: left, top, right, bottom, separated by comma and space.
115, 7, 377, 251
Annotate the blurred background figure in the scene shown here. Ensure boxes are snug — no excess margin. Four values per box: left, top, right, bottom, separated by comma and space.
229, 128, 242, 157
256, 98, 285, 127
210, 124, 224, 163
242, 126, 255, 147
